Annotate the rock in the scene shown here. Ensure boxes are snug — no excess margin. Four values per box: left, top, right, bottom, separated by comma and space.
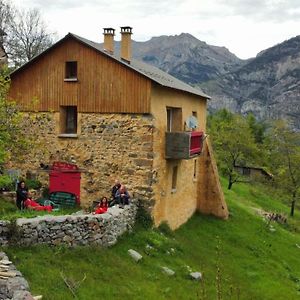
12, 290, 35, 300
190, 272, 202, 281
269, 226, 276, 232
0, 260, 12, 265
128, 249, 143, 262
161, 266, 175, 276
145, 244, 154, 250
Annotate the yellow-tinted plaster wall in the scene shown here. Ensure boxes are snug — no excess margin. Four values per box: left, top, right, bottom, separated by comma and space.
150, 84, 207, 229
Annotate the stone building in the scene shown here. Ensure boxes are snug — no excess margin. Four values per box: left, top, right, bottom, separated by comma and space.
9, 27, 228, 229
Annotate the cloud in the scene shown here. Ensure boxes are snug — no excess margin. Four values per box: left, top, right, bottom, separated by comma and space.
217, 0, 300, 22
12, 0, 300, 58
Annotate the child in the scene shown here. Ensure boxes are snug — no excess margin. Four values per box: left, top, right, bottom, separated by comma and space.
93, 197, 108, 214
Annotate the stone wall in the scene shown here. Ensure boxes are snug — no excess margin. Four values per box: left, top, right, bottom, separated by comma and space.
0, 202, 137, 247
9, 113, 155, 207
0, 252, 34, 300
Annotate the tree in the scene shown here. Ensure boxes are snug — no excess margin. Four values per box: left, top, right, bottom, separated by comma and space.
0, 1, 54, 68
0, 0, 13, 33
246, 113, 268, 144
0, 67, 28, 173
208, 109, 259, 189
266, 121, 300, 216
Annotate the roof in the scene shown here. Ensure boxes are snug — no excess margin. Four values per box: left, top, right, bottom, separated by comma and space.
11, 32, 210, 99
234, 165, 273, 178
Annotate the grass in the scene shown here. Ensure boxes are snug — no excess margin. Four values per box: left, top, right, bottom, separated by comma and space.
0, 198, 81, 220
2, 178, 300, 299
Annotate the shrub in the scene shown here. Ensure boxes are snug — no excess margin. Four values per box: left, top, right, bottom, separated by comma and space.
157, 221, 174, 237
135, 200, 153, 229
0, 175, 14, 191
25, 178, 42, 190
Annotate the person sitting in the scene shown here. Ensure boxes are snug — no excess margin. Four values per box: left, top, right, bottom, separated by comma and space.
24, 197, 53, 212
16, 181, 28, 210
93, 197, 108, 214
109, 180, 121, 207
115, 185, 130, 208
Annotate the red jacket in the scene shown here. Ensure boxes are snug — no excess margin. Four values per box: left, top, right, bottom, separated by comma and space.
24, 199, 52, 212
94, 202, 108, 214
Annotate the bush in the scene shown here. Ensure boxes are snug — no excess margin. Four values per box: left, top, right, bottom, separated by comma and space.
25, 179, 42, 190
157, 221, 174, 237
135, 200, 153, 229
0, 175, 14, 191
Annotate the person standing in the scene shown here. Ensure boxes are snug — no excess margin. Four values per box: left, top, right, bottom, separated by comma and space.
16, 181, 28, 210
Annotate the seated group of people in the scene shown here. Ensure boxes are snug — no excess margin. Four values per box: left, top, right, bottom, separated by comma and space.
93, 180, 130, 214
16, 181, 53, 212
16, 179, 130, 215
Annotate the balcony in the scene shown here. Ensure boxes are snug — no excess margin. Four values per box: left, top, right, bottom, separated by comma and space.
165, 131, 204, 160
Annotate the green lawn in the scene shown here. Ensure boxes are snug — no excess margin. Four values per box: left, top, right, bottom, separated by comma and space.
2, 178, 300, 300
0, 198, 81, 220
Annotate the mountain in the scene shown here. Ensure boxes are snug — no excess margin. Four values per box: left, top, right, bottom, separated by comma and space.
116, 33, 300, 129
199, 36, 300, 128
116, 33, 244, 84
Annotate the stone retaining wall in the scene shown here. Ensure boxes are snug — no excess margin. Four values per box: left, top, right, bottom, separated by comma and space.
0, 202, 137, 247
0, 252, 34, 300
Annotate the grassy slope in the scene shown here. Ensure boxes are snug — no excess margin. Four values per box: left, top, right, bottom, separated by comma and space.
3, 178, 300, 300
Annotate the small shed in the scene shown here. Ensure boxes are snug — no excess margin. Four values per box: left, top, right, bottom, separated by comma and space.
234, 165, 273, 180
49, 162, 81, 204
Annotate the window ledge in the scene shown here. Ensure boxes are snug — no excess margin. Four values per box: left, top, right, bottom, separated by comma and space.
58, 133, 78, 138
64, 78, 78, 82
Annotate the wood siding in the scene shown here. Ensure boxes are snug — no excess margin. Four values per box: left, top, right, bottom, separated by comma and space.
9, 38, 151, 113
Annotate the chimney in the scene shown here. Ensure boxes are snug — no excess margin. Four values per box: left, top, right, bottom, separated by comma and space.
103, 28, 115, 54
120, 26, 133, 63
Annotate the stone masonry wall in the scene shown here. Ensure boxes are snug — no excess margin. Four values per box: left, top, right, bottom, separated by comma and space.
0, 252, 34, 300
0, 202, 137, 247
9, 113, 155, 207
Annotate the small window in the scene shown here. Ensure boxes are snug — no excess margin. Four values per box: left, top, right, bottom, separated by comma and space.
242, 168, 251, 176
171, 166, 178, 191
193, 159, 197, 179
166, 107, 182, 132
60, 106, 77, 134
192, 111, 197, 131
65, 61, 77, 80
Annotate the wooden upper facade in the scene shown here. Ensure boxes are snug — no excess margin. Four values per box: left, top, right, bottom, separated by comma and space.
9, 33, 209, 114
9, 36, 151, 113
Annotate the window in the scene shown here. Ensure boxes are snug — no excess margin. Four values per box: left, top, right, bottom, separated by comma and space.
193, 159, 197, 179
242, 168, 251, 176
65, 61, 77, 80
166, 107, 182, 132
192, 111, 197, 131
60, 106, 77, 135
171, 166, 178, 191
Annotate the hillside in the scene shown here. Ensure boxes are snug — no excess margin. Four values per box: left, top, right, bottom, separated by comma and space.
200, 35, 300, 128
4, 178, 300, 299
114, 33, 244, 84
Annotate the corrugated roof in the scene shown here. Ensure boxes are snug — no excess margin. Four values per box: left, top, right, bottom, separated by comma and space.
11, 32, 210, 99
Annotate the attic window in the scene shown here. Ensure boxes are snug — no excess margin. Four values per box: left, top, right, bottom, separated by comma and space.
64, 61, 77, 81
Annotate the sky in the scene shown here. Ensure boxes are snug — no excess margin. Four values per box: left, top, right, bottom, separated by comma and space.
12, 0, 300, 59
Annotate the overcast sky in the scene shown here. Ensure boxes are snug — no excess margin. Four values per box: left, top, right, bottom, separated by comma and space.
12, 0, 300, 59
